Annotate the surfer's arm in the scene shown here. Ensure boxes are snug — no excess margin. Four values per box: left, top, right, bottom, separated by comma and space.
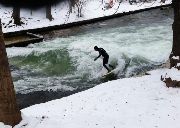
94, 54, 101, 61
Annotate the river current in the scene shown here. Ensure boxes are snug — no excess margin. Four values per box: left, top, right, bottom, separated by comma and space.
6, 8, 173, 108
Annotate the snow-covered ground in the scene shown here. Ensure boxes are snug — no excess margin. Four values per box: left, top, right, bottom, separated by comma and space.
1, 0, 178, 128
1, 68, 180, 128
0, 0, 171, 33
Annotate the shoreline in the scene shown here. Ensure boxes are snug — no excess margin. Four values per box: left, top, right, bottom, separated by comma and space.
4, 4, 172, 47
4, 4, 171, 37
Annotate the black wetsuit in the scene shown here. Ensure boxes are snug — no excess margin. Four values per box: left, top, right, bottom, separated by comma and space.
98, 48, 109, 66
96, 48, 114, 72
94, 47, 113, 72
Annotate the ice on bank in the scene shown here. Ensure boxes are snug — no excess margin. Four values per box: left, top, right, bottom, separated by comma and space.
2, 68, 178, 128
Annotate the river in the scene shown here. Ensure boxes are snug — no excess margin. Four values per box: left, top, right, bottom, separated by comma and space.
6, 7, 173, 108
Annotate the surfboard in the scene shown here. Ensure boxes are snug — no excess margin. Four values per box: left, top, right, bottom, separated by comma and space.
102, 69, 116, 78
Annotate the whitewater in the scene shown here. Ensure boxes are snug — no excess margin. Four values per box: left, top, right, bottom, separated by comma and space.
6, 8, 173, 97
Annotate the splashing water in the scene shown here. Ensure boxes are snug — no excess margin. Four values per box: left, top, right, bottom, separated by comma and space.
7, 8, 173, 94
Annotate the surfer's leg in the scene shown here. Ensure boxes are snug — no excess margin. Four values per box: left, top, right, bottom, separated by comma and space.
103, 64, 110, 72
103, 58, 110, 72
106, 56, 114, 69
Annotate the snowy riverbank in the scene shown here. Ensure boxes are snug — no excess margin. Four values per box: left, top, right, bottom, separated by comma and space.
0, 0, 177, 128
0, 0, 171, 33
1, 68, 180, 128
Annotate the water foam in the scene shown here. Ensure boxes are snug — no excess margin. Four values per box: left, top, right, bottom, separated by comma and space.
7, 16, 173, 93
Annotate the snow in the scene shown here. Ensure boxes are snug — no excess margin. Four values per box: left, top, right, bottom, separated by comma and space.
161, 68, 180, 81
0, 122, 11, 128
1, 0, 177, 128
177, 63, 180, 67
172, 56, 180, 60
0, 0, 172, 33
0, 68, 176, 128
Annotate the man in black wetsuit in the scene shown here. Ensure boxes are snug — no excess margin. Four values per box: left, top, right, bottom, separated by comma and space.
94, 46, 113, 72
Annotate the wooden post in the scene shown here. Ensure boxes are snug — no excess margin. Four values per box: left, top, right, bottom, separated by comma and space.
0, 19, 22, 126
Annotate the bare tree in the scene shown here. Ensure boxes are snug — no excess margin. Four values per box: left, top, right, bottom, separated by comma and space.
12, 6, 21, 26
69, 0, 77, 13
75, 0, 85, 17
0, 19, 22, 126
46, 5, 53, 21
67, 0, 84, 18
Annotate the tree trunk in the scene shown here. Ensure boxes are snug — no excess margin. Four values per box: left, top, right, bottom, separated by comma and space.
69, 0, 79, 13
69, 0, 74, 13
12, 6, 21, 26
170, 0, 180, 68
0, 19, 22, 126
46, 5, 53, 21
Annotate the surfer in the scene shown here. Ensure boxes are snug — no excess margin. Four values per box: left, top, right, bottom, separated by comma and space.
94, 46, 114, 72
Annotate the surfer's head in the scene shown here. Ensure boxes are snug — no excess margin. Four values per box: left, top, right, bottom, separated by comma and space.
94, 46, 99, 51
